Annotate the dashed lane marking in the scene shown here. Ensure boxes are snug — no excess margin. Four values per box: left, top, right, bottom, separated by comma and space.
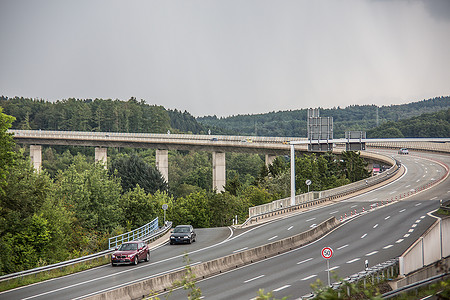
396, 239, 404, 243
337, 244, 349, 250
361, 233, 367, 239
301, 275, 317, 281
346, 258, 360, 264
383, 245, 393, 249
297, 258, 314, 265
268, 236, 278, 241
366, 251, 378, 256
273, 285, 291, 292
244, 275, 265, 283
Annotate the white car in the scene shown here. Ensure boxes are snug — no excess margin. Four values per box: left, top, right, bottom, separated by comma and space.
398, 148, 409, 155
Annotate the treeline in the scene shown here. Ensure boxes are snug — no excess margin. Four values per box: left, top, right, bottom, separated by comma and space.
0, 96, 229, 135
367, 108, 450, 138
198, 96, 450, 137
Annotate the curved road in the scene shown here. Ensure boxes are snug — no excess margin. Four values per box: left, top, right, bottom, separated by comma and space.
1, 149, 448, 300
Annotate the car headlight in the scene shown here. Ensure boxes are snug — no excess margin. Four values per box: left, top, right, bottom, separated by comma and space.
128, 254, 134, 258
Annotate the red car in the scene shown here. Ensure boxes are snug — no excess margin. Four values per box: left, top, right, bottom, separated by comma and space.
111, 240, 149, 266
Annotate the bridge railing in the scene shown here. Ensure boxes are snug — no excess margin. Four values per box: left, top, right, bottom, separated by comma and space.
108, 217, 159, 249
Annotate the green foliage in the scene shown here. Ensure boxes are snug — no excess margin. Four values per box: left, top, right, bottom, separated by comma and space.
0, 107, 18, 196
255, 289, 288, 300
120, 186, 159, 229
109, 154, 168, 194
340, 151, 371, 182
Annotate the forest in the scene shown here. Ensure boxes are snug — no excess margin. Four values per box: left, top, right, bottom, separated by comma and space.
198, 96, 450, 138
0, 101, 371, 275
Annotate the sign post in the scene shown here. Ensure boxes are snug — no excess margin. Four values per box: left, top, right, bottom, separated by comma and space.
321, 247, 333, 286
305, 179, 312, 193
162, 204, 168, 225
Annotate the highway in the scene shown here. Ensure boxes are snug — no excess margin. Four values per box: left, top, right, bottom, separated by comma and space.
0, 149, 448, 300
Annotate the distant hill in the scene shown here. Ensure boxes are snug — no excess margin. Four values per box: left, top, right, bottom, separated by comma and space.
197, 96, 450, 138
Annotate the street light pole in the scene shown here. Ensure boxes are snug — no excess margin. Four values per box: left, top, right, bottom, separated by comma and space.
290, 144, 295, 206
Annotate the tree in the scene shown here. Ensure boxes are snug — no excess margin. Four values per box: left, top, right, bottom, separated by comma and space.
340, 151, 371, 182
109, 154, 168, 194
0, 107, 18, 196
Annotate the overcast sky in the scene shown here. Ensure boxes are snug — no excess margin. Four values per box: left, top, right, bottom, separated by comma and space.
1, 0, 449, 117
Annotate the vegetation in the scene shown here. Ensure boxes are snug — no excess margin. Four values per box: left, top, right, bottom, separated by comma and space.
198, 96, 450, 137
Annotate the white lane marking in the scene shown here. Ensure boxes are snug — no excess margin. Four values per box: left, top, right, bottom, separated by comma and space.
346, 258, 360, 264
329, 211, 339, 215
306, 217, 316, 222
372, 198, 378, 201
385, 216, 391, 220
361, 233, 367, 239
373, 224, 378, 229
297, 258, 314, 265
233, 247, 248, 253
415, 203, 422, 206
350, 205, 358, 208
408, 229, 414, 233
405, 185, 411, 188
310, 224, 317, 228
273, 285, 291, 292
287, 226, 293, 231
404, 234, 410, 238
420, 216, 426, 219
416, 179, 420, 182
268, 235, 278, 241
244, 274, 265, 283
389, 191, 396, 195
399, 209, 406, 213
366, 251, 378, 256
301, 274, 317, 281
396, 239, 404, 243
412, 224, 417, 228
327, 266, 339, 271
337, 244, 348, 250
383, 245, 393, 249
416, 220, 421, 223
431, 197, 438, 200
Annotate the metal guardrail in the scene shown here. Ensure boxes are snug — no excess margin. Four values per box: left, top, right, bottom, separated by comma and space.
382, 272, 449, 299
0, 222, 172, 283
108, 217, 159, 249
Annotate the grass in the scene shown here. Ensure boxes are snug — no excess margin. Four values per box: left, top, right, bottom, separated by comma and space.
0, 255, 110, 292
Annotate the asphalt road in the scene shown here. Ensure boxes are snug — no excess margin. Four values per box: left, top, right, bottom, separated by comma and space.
1, 149, 448, 300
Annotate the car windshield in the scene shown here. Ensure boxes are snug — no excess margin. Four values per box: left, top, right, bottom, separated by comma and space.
174, 227, 189, 233
118, 243, 138, 251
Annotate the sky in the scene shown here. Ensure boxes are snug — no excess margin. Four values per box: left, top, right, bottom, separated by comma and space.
1, 0, 449, 117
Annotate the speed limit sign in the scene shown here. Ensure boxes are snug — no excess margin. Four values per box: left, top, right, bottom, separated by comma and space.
321, 247, 333, 259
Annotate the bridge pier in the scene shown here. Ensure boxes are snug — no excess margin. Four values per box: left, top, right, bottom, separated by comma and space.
265, 154, 277, 167
30, 145, 42, 173
212, 151, 226, 192
156, 149, 169, 183
95, 147, 107, 168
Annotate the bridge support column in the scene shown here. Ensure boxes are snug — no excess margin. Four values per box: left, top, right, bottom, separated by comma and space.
265, 154, 277, 167
156, 149, 169, 183
213, 151, 226, 192
95, 147, 107, 168
30, 145, 42, 173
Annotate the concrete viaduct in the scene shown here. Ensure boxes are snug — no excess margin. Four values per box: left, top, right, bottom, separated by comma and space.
10, 130, 450, 192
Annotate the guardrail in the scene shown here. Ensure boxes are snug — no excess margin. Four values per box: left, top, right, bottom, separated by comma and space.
108, 217, 159, 249
0, 222, 172, 283
244, 154, 401, 225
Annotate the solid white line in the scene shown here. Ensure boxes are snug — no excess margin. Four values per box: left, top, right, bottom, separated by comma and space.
365, 251, 378, 256
373, 224, 378, 228
244, 274, 265, 283
297, 258, 314, 265
396, 239, 404, 243
287, 226, 293, 231
383, 245, 393, 249
399, 209, 406, 213
346, 258, 360, 264
233, 247, 248, 253
301, 274, 317, 281
361, 233, 367, 239
273, 285, 291, 292
268, 235, 278, 241
337, 244, 348, 250
306, 217, 316, 222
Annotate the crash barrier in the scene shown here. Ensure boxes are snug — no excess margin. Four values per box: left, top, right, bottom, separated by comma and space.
0, 222, 172, 283
84, 217, 339, 300
108, 217, 159, 249
301, 259, 399, 299
399, 217, 450, 277
245, 153, 400, 225
440, 200, 450, 213
383, 272, 450, 299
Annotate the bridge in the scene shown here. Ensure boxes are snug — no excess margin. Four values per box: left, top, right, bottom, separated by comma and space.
9, 129, 450, 192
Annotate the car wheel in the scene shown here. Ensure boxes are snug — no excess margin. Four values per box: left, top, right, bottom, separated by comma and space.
145, 252, 150, 262
111, 262, 116, 267
133, 255, 138, 265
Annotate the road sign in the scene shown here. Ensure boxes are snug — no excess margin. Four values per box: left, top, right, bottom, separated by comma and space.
321, 247, 333, 259
162, 204, 168, 210
305, 179, 312, 186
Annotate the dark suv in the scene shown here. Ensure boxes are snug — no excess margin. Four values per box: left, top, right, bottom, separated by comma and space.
111, 240, 149, 266
170, 225, 196, 244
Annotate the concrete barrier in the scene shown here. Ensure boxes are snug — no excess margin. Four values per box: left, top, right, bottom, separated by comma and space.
84, 217, 339, 300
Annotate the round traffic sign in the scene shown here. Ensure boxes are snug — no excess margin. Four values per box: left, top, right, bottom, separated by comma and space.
305, 179, 312, 186
321, 247, 333, 259
162, 204, 168, 210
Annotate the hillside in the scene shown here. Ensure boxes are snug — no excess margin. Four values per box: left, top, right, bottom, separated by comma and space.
198, 96, 450, 138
